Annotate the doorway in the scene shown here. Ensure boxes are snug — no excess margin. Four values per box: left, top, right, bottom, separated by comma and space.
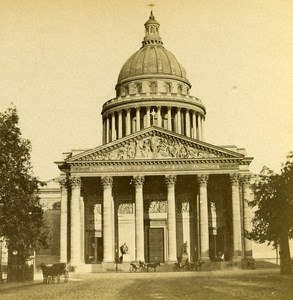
147, 228, 164, 263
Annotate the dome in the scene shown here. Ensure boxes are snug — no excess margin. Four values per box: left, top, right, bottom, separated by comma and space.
117, 46, 188, 83
117, 12, 189, 84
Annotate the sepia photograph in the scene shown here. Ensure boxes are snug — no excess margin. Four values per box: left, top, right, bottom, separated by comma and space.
0, 0, 292, 299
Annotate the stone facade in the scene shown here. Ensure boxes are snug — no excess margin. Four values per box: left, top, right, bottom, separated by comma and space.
54, 13, 255, 268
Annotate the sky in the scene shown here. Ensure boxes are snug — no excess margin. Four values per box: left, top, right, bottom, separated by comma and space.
0, 0, 292, 180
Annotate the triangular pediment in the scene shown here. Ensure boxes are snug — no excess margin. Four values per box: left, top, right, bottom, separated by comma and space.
67, 126, 244, 163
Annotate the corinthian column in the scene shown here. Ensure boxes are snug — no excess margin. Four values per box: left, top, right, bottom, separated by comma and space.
157, 106, 162, 127
167, 106, 172, 131
59, 178, 68, 263
242, 175, 253, 258
133, 176, 145, 261
111, 112, 116, 141
101, 176, 114, 262
177, 108, 182, 134
136, 107, 140, 131
230, 173, 242, 259
126, 109, 131, 135
146, 107, 151, 127
118, 111, 122, 138
106, 115, 110, 143
165, 175, 177, 261
185, 109, 191, 137
192, 111, 196, 139
197, 114, 201, 141
197, 174, 210, 260
70, 177, 82, 265
80, 196, 85, 263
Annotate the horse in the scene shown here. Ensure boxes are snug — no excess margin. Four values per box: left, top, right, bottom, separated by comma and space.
146, 261, 160, 272
40, 263, 69, 283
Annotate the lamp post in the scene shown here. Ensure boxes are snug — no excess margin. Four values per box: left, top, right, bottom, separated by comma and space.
0, 239, 4, 283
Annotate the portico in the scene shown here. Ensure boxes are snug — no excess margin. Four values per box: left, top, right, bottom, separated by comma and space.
57, 127, 253, 266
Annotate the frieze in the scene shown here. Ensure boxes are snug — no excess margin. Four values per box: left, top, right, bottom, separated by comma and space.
71, 162, 239, 173
118, 203, 133, 214
144, 200, 167, 213
79, 135, 220, 161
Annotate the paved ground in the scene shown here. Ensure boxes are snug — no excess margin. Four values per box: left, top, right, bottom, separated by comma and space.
0, 269, 292, 300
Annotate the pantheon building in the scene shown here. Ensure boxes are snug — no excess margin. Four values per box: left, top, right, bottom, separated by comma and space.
56, 12, 254, 270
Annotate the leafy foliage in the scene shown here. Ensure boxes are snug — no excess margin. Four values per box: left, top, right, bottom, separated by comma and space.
0, 105, 47, 261
248, 153, 293, 274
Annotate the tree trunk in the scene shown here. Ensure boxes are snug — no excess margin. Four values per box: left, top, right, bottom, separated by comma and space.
279, 231, 292, 275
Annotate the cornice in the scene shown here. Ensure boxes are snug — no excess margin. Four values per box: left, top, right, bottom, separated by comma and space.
102, 97, 206, 116
102, 93, 204, 110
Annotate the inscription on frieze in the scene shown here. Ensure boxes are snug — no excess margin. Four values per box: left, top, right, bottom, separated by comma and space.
72, 162, 238, 173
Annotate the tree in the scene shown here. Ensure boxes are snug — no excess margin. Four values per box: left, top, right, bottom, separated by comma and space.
247, 153, 293, 274
0, 105, 47, 281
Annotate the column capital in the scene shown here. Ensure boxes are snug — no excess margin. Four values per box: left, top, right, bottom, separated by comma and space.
70, 177, 81, 188
230, 173, 240, 185
101, 176, 113, 188
165, 175, 177, 187
239, 174, 251, 186
59, 178, 67, 189
132, 175, 145, 187
197, 174, 209, 185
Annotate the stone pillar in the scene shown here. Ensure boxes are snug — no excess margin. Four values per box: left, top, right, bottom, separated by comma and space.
230, 173, 242, 259
106, 115, 110, 143
101, 176, 114, 262
177, 108, 182, 134
242, 175, 253, 258
136, 107, 140, 131
167, 106, 172, 131
146, 107, 151, 127
111, 112, 116, 141
197, 174, 210, 260
185, 109, 191, 137
133, 176, 145, 261
59, 178, 68, 262
157, 106, 162, 127
165, 175, 177, 262
118, 111, 123, 139
80, 196, 85, 263
197, 114, 201, 140
192, 111, 196, 139
201, 117, 205, 141
102, 118, 106, 144
70, 177, 82, 265
126, 109, 131, 135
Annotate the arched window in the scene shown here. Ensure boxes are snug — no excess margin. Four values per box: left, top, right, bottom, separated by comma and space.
178, 85, 183, 94
165, 82, 172, 93
136, 83, 142, 93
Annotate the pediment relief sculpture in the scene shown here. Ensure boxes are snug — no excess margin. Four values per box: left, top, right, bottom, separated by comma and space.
79, 135, 226, 161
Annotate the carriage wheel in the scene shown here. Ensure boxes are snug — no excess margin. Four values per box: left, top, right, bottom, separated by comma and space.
129, 266, 136, 272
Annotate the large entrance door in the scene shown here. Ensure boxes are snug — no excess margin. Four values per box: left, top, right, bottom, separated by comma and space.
148, 228, 164, 263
